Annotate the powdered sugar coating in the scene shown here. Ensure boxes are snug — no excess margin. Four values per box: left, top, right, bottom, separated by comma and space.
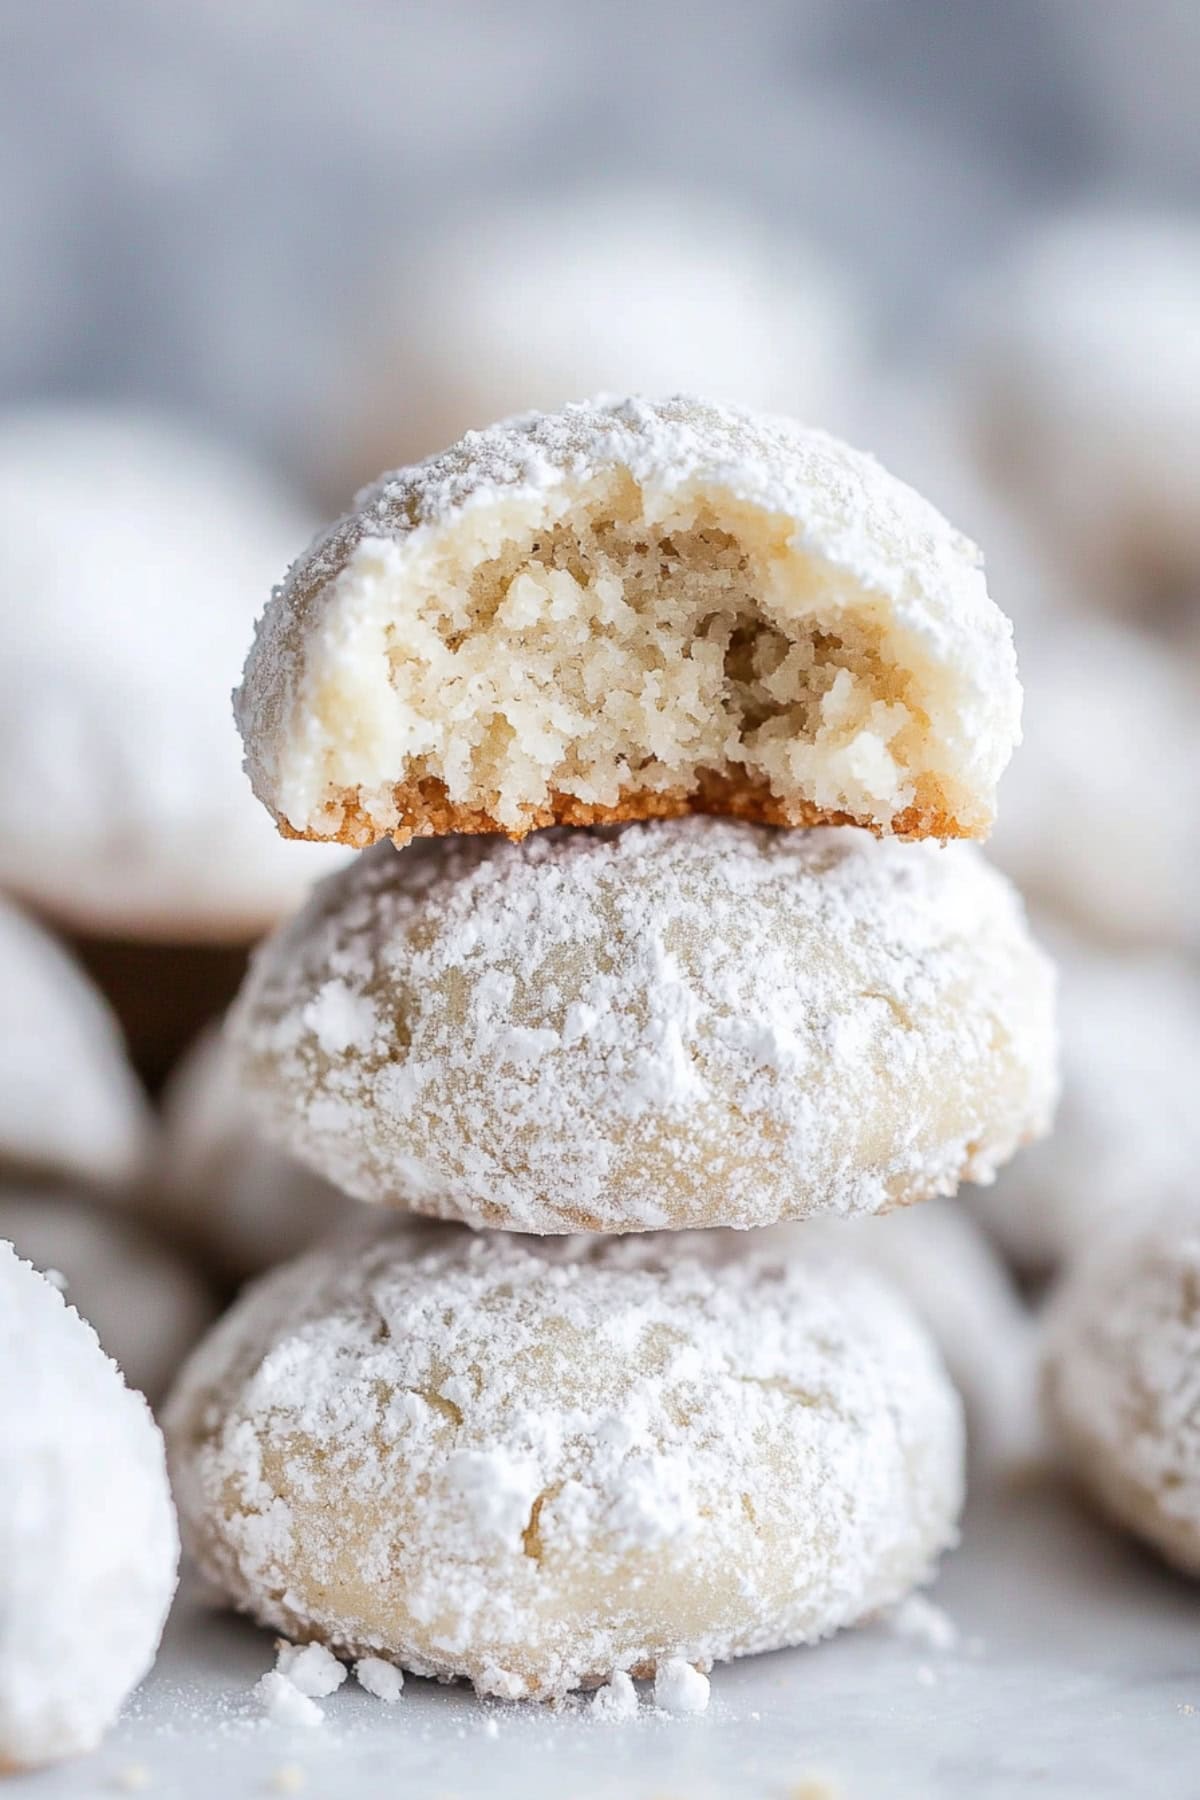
0, 894, 150, 1189
1043, 1213, 1200, 1574
0, 406, 347, 940
0, 1243, 178, 1769
163, 1218, 964, 1699
0, 1188, 214, 1402
238, 395, 1020, 845
228, 819, 1058, 1234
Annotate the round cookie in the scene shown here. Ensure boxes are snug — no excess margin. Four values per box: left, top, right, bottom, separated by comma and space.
0, 894, 150, 1189
0, 405, 346, 941
0, 1243, 178, 1769
163, 1219, 964, 1699
324, 186, 862, 503
1043, 1213, 1200, 1574
229, 820, 1058, 1234
0, 1189, 215, 1402
804, 1201, 1042, 1475
157, 1025, 347, 1285
972, 934, 1200, 1272
992, 618, 1200, 952
237, 395, 1022, 849
969, 213, 1200, 615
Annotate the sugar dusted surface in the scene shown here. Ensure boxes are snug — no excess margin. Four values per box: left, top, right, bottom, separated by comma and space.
1044, 1214, 1200, 1574
229, 819, 1058, 1234
0, 1245, 178, 1770
237, 395, 1021, 847
0, 893, 150, 1189
163, 1217, 964, 1699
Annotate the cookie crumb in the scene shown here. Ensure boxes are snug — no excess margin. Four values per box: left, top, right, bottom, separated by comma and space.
884, 1594, 959, 1652
653, 1659, 710, 1715
256, 1671, 324, 1728
591, 1670, 639, 1721
112, 1766, 152, 1793
354, 1656, 405, 1702
274, 1641, 347, 1698
789, 1778, 842, 1800
268, 1766, 307, 1795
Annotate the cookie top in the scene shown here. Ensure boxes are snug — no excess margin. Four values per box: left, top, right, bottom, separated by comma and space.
0, 894, 150, 1189
238, 395, 1021, 847
0, 406, 346, 940
229, 818, 1058, 1233
0, 1244, 178, 1767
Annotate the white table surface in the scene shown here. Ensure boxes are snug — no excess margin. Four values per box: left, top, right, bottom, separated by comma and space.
11, 1478, 1199, 1800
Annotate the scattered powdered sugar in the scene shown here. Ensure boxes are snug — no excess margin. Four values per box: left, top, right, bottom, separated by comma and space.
882, 1594, 960, 1653
1044, 1212, 1200, 1574
255, 1671, 324, 1728
229, 818, 1057, 1234
163, 1217, 964, 1700
354, 1658, 404, 1702
653, 1659, 710, 1715
274, 1641, 347, 1698
0, 1244, 178, 1770
590, 1670, 639, 1721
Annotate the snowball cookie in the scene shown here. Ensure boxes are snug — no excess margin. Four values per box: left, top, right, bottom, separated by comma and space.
804, 1201, 1042, 1474
163, 1219, 964, 1699
228, 819, 1058, 1234
0, 894, 150, 1189
0, 405, 346, 940
237, 396, 1022, 850
326, 186, 863, 501
1043, 1213, 1200, 1575
969, 213, 1200, 613
157, 1025, 347, 1284
972, 935, 1200, 1273
992, 617, 1200, 952
0, 1189, 214, 1401
0, 1244, 178, 1769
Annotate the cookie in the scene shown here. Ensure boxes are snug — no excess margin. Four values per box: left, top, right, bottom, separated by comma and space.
228, 819, 1058, 1234
0, 1244, 178, 1768
164, 1219, 963, 1699
156, 1025, 346, 1284
237, 395, 1021, 848
0, 894, 150, 1190
0, 405, 346, 941
970, 213, 1200, 615
0, 1189, 214, 1401
1043, 1214, 1200, 1574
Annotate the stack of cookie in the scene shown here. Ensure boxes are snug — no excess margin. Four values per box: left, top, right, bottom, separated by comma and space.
164, 397, 1057, 1704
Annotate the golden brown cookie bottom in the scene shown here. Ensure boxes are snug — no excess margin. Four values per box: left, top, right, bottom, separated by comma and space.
278, 770, 972, 850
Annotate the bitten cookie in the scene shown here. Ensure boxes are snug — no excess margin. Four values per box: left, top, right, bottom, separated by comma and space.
163, 1219, 964, 1700
237, 395, 1021, 848
0, 1244, 178, 1769
228, 819, 1058, 1234
1043, 1214, 1200, 1574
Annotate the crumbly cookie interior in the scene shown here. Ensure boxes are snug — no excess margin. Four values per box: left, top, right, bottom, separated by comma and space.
304, 472, 960, 840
